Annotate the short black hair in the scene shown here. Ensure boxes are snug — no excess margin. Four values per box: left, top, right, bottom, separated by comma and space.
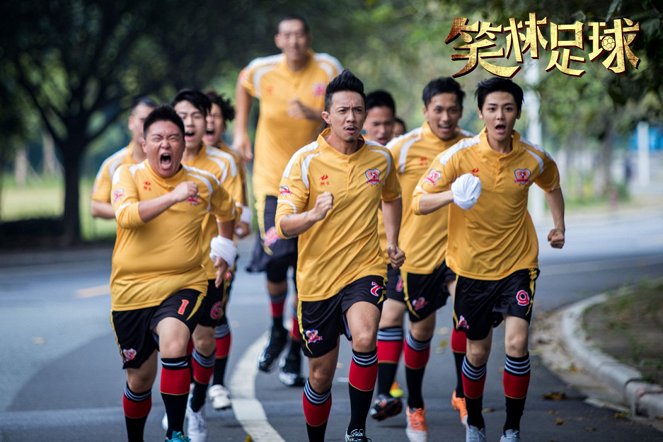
205, 90, 236, 122
131, 96, 157, 111
324, 70, 365, 111
278, 14, 310, 34
394, 116, 407, 132
366, 90, 396, 115
143, 105, 185, 137
422, 77, 465, 108
172, 89, 211, 117
475, 78, 524, 113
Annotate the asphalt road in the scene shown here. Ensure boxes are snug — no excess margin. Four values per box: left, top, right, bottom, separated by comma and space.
0, 206, 662, 441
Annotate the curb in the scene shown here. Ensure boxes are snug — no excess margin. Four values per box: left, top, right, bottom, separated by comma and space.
560, 292, 663, 419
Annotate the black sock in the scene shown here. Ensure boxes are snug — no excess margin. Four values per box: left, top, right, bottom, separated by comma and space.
453, 352, 465, 397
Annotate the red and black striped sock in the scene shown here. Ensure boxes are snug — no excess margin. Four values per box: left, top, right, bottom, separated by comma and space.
403, 332, 431, 409
462, 357, 487, 429
213, 320, 231, 386
376, 326, 404, 396
348, 349, 378, 433
503, 353, 530, 432
450, 328, 467, 397
303, 379, 332, 442
190, 349, 215, 412
160, 356, 190, 438
123, 383, 151, 442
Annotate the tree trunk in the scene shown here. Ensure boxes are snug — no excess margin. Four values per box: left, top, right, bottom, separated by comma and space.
14, 146, 29, 187
42, 131, 60, 176
60, 139, 84, 245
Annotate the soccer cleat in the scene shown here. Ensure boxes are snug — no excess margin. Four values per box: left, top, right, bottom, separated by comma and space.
345, 428, 372, 442
451, 391, 468, 427
165, 431, 191, 442
405, 407, 428, 442
186, 399, 208, 442
389, 380, 404, 398
500, 429, 521, 442
257, 326, 288, 372
207, 384, 232, 410
465, 425, 487, 442
369, 394, 403, 421
278, 350, 305, 387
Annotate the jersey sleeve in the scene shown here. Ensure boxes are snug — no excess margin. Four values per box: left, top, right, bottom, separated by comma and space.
381, 149, 401, 202
210, 183, 236, 222
275, 154, 310, 239
112, 165, 145, 228
91, 162, 112, 203
239, 64, 258, 98
534, 151, 561, 192
411, 151, 456, 215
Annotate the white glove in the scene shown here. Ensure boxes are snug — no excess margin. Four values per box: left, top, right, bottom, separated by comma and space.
240, 205, 252, 224
210, 236, 237, 266
451, 173, 482, 210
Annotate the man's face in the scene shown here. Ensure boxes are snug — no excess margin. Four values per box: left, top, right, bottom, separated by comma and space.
478, 91, 520, 148
204, 103, 225, 146
322, 91, 366, 145
174, 100, 206, 150
128, 103, 155, 145
143, 120, 185, 178
424, 93, 463, 141
275, 19, 310, 64
363, 106, 395, 145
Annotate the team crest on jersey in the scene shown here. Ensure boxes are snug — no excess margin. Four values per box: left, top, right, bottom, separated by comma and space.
112, 188, 125, 202
411, 297, 428, 311
515, 290, 530, 306
472, 168, 480, 175
370, 281, 383, 297
365, 169, 381, 185
320, 174, 330, 186
122, 348, 137, 363
264, 226, 279, 247
305, 329, 323, 344
424, 169, 442, 185
514, 168, 531, 185
143, 180, 152, 191
279, 185, 292, 196
456, 315, 470, 330
313, 83, 325, 96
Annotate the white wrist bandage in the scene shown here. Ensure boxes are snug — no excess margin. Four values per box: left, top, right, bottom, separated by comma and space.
240, 206, 252, 224
451, 173, 482, 210
210, 236, 237, 265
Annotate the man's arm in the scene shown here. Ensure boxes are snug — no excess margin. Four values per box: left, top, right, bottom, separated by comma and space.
233, 75, 253, 162
278, 192, 332, 238
91, 200, 116, 219
544, 187, 565, 249
413, 190, 454, 215
136, 181, 198, 223
382, 198, 405, 268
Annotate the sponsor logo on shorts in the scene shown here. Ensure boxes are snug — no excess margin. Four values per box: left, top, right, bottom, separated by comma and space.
122, 348, 137, 363
279, 185, 292, 196
424, 169, 441, 185
264, 226, 279, 247
457, 315, 469, 330
370, 281, 383, 297
210, 301, 222, 320
514, 168, 531, 185
411, 297, 428, 311
365, 168, 381, 185
396, 276, 404, 292
515, 290, 530, 306
112, 188, 125, 202
305, 329, 323, 344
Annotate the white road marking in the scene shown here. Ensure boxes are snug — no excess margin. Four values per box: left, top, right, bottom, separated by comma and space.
76, 284, 110, 298
230, 332, 285, 442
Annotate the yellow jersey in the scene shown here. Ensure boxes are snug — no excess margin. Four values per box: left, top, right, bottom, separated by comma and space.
91, 141, 140, 203
184, 144, 242, 279
240, 51, 342, 197
110, 160, 236, 310
413, 129, 560, 280
389, 123, 473, 274
215, 142, 247, 206
275, 129, 401, 301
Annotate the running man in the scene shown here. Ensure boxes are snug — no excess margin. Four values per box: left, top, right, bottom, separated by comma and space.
91, 97, 156, 219
110, 105, 236, 442
275, 70, 405, 442
234, 14, 342, 386
363, 89, 396, 146
203, 90, 248, 412
371, 78, 473, 442
171, 89, 244, 441
413, 78, 566, 442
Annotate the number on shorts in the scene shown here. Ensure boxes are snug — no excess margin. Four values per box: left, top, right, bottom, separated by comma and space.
178, 299, 190, 315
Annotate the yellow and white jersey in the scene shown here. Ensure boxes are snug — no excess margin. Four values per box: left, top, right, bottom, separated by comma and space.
413, 129, 560, 280
91, 141, 140, 203
275, 129, 401, 302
